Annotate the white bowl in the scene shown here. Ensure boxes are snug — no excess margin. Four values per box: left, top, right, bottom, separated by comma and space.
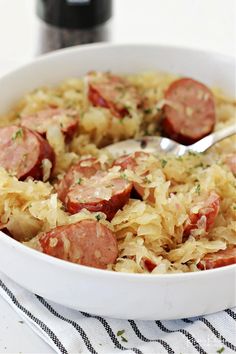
0, 44, 235, 320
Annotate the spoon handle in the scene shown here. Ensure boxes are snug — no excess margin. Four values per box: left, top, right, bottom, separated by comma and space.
188, 124, 236, 153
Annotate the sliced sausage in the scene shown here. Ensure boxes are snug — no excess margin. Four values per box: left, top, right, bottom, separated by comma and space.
197, 246, 236, 270
21, 108, 79, 140
56, 157, 103, 203
184, 192, 220, 239
0, 125, 55, 180
113, 154, 138, 170
38, 220, 118, 269
143, 258, 157, 272
163, 78, 216, 144
113, 152, 155, 203
113, 152, 150, 171
66, 171, 132, 220
88, 72, 141, 118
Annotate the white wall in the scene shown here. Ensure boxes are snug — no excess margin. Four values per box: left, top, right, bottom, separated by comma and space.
0, 0, 235, 74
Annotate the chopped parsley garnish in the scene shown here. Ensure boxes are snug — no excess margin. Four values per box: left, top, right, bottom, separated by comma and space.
144, 108, 152, 114
120, 173, 128, 180
76, 198, 86, 203
161, 159, 168, 168
216, 347, 225, 353
95, 214, 102, 221
117, 330, 125, 336
144, 129, 151, 136
194, 163, 204, 168
124, 104, 132, 111
76, 178, 83, 184
144, 176, 151, 184
232, 205, 236, 210
117, 329, 128, 342
195, 184, 201, 195
121, 336, 128, 343
188, 150, 199, 156
12, 128, 23, 141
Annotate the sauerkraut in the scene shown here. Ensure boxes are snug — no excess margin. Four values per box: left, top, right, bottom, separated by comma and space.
0, 71, 235, 273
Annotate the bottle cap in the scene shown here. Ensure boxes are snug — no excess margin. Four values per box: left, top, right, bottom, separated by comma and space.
37, 0, 112, 29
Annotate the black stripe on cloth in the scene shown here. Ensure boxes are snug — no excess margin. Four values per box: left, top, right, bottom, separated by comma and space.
225, 309, 236, 321
198, 317, 236, 352
155, 320, 207, 354
0, 280, 67, 354
36, 295, 97, 354
80, 311, 143, 354
182, 318, 193, 324
128, 320, 175, 354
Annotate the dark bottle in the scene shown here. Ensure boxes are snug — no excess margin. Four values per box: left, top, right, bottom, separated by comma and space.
36, 0, 113, 54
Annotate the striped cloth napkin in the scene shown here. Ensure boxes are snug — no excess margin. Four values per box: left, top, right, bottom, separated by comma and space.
0, 273, 235, 354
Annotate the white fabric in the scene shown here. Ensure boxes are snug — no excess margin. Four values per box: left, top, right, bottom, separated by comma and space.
0, 272, 235, 354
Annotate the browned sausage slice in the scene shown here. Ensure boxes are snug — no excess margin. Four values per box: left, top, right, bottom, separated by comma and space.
66, 172, 132, 220
184, 192, 220, 239
0, 125, 55, 180
113, 153, 139, 170
163, 78, 216, 144
38, 220, 118, 269
88, 72, 141, 118
56, 157, 103, 203
113, 151, 150, 171
21, 108, 79, 139
197, 246, 236, 270
113, 152, 155, 202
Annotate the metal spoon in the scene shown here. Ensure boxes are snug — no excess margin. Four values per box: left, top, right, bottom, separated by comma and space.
104, 124, 236, 157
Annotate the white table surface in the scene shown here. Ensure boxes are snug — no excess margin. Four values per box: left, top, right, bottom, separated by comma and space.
0, 0, 235, 352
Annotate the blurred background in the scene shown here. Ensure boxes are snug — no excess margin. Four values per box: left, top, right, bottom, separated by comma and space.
0, 0, 235, 78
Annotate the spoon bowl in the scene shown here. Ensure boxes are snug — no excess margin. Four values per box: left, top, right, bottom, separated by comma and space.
104, 124, 236, 157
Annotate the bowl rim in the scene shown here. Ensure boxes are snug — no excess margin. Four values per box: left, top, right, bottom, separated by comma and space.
0, 42, 235, 281
0, 42, 235, 83
1, 228, 235, 281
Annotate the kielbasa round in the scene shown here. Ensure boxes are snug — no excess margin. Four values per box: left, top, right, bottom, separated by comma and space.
163, 78, 216, 144
65, 172, 132, 220
56, 157, 102, 203
88, 72, 141, 118
39, 219, 118, 269
184, 192, 220, 239
21, 108, 79, 140
197, 246, 236, 270
0, 125, 55, 180
113, 152, 155, 203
